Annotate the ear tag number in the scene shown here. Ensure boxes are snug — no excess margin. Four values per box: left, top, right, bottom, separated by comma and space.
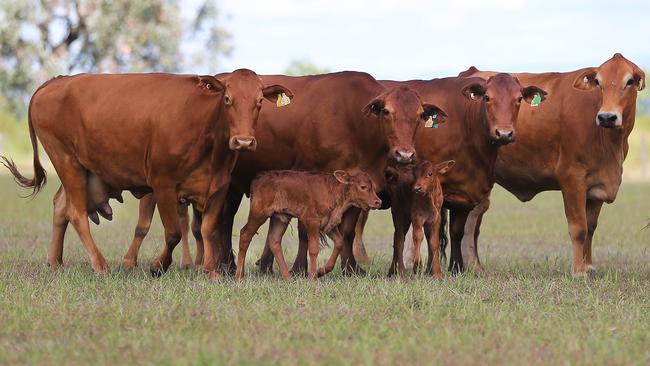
425, 114, 439, 128
530, 92, 542, 107
276, 93, 291, 107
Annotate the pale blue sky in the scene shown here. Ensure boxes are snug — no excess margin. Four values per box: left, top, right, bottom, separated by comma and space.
184, 0, 649, 79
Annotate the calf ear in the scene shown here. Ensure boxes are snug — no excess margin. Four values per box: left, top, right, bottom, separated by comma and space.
573, 68, 598, 90
198, 75, 224, 94
333, 170, 351, 184
458, 66, 479, 78
434, 160, 455, 175
421, 104, 447, 124
263, 84, 294, 103
632, 65, 646, 91
362, 98, 386, 116
522, 86, 548, 104
461, 82, 486, 101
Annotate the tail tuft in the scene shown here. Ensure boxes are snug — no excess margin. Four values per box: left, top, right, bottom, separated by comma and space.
1, 155, 47, 197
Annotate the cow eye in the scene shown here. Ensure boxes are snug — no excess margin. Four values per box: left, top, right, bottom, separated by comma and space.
484, 95, 490, 102
517, 96, 523, 103
626, 79, 635, 88
257, 98, 264, 107
224, 95, 232, 106
360, 185, 368, 191
594, 79, 600, 87
427, 172, 432, 177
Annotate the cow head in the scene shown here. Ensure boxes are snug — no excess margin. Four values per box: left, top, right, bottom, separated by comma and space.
364, 86, 447, 164
413, 160, 455, 195
573, 53, 645, 129
462, 74, 547, 145
206, 69, 293, 151
334, 170, 382, 210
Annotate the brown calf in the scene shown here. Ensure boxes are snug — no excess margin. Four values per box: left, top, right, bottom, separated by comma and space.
385, 160, 455, 278
236, 170, 381, 281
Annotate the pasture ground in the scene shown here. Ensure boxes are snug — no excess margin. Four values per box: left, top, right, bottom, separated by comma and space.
0, 175, 649, 365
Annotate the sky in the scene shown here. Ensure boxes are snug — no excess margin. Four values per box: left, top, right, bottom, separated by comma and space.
183, 0, 649, 80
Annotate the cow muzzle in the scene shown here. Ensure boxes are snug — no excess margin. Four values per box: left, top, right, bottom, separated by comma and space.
392, 149, 416, 164
492, 129, 515, 146
596, 112, 622, 128
229, 135, 257, 151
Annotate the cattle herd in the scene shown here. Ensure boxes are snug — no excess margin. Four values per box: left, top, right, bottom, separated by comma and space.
2, 53, 645, 281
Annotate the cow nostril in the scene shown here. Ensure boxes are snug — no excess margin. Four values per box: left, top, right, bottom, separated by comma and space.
597, 113, 617, 124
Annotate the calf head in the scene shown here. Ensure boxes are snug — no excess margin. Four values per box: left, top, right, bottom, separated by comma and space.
202, 69, 293, 151
364, 86, 447, 164
573, 53, 645, 129
334, 170, 382, 210
413, 160, 455, 195
462, 74, 547, 145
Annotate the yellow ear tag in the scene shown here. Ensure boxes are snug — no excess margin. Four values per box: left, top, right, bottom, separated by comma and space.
277, 93, 291, 107
424, 116, 434, 128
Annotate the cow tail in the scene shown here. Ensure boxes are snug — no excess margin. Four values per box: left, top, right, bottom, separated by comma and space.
1, 97, 47, 197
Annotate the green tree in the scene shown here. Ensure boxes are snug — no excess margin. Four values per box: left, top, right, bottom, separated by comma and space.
0, 0, 230, 114
284, 58, 330, 76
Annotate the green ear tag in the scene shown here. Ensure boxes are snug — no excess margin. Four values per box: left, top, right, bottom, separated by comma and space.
432, 123, 439, 128
530, 92, 542, 107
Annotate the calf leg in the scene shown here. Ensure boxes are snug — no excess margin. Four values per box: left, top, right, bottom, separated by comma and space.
411, 217, 425, 275
339, 207, 365, 275
461, 198, 490, 271
149, 188, 183, 276
236, 213, 267, 280
122, 193, 156, 268
318, 228, 344, 277
267, 217, 292, 280
290, 221, 309, 276
48, 186, 68, 269
191, 206, 204, 266
178, 203, 193, 270
448, 208, 470, 274
585, 199, 603, 275
306, 225, 321, 282
388, 211, 409, 277
426, 215, 443, 278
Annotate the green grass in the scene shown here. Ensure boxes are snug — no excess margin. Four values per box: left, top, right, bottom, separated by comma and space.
1, 175, 649, 365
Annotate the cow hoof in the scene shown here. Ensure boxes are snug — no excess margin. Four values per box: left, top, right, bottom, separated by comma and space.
150, 265, 165, 278
342, 265, 366, 277
587, 265, 597, 279
179, 263, 194, 271
205, 270, 221, 281
290, 266, 308, 277
92, 261, 110, 274
121, 258, 137, 270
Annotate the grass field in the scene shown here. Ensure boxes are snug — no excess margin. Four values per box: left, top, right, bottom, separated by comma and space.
1, 175, 649, 365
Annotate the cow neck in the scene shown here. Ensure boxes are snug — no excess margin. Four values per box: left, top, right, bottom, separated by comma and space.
466, 99, 498, 173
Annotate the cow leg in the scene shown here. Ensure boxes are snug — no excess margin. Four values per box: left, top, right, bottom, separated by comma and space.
48, 186, 68, 269
585, 199, 603, 276
217, 187, 243, 275
57, 166, 109, 273
149, 189, 183, 277
559, 179, 589, 276
201, 189, 229, 280
290, 221, 309, 276
448, 208, 470, 274
461, 198, 490, 272
318, 228, 344, 277
267, 217, 292, 281
352, 210, 370, 264
411, 217, 425, 275
191, 206, 204, 267
122, 194, 156, 269
178, 203, 193, 270
236, 213, 267, 280
339, 207, 365, 276
305, 224, 321, 282
388, 212, 409, 277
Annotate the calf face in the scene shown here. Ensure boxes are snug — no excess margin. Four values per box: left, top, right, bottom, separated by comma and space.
334, 170, 382, 210
413, 160, 455, 195
573, 53, 645, 129
462, 74, 547, 145
215, 69, 293, 151
364, 86, 447, 164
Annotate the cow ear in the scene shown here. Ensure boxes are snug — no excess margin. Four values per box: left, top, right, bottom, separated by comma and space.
461, 82, 486, 101
198, 75, 224, 94
434, 160, 455, 175
333, 170, 351, 184
632, 65, 646, 91
421, 104, 447, 124
522, 86, 548, 104
363, 98, 386, 116
263, 84, 294, 103
573, 68, 598, 90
